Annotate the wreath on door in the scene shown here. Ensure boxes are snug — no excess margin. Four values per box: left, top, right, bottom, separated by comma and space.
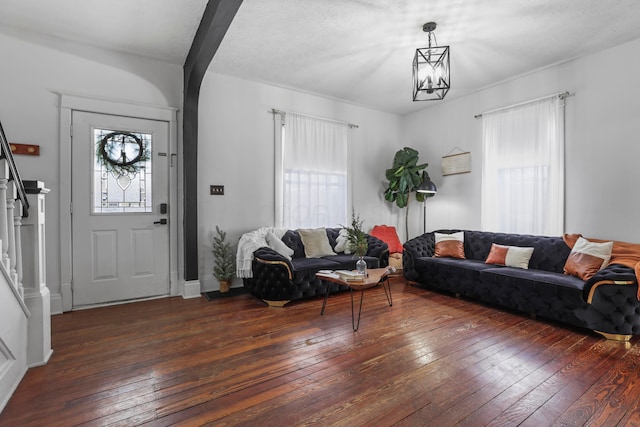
96, 131, 150, 177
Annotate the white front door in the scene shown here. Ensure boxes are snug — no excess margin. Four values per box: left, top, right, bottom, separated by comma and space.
71, 111, 170, 307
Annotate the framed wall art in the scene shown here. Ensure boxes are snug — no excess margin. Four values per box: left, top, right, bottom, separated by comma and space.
441, 149, 471, 176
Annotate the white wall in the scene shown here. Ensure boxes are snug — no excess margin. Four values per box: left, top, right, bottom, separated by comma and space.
0, 28, 182, 313
402, 37, 640, 242
2, 24, 639, 298
197, 73, 402, 290
198, 35, 640, 292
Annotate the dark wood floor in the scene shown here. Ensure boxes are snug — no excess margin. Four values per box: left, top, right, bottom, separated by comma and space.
2, 279, 640, 426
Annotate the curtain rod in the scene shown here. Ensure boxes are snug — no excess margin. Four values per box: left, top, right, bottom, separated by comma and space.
474, 91, 571, 119
270, 108, 359, 129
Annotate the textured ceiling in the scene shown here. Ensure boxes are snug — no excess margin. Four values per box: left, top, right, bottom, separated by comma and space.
0, 0, 209, 64
212, 0, 640, 115
2, 0, 640, 115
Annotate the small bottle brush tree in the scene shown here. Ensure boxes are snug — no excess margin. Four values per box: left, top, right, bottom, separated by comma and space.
212, 226, 235, 292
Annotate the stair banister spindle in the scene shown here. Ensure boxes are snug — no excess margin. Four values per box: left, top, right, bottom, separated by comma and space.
14, 199, 24, 298
0, 159, 9, 270
7, 180, 18, 287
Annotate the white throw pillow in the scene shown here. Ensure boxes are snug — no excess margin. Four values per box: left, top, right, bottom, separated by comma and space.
298, 228, 337, 258
266, 231, 294, 260
334, 228, 352, 254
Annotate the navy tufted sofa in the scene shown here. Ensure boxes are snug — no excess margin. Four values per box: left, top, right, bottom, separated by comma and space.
243, 228, 389, 307
403, 230, 640, 340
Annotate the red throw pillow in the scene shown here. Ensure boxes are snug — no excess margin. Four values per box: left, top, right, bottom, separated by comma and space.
370, 225, 403, 253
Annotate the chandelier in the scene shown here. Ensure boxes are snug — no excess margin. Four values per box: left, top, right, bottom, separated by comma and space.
413, 22, 450, 101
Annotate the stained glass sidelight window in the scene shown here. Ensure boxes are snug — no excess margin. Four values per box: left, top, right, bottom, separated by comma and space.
92, 129, 152, 214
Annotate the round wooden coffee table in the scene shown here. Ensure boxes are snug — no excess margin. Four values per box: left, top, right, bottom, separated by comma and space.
316, 267, 393, 331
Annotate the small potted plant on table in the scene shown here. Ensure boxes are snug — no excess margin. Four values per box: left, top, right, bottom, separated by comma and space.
345, 211, 368, 275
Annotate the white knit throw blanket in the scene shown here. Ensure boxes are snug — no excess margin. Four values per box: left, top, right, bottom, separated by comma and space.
236, 227, 288, 278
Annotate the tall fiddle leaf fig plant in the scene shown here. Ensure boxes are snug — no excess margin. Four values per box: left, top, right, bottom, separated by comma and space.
383, 147, 433, 239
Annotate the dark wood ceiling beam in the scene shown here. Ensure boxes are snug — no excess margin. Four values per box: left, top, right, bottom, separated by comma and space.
183, 0, 243, 282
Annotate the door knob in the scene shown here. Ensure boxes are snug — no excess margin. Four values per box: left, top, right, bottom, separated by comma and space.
154, 218, 167, 225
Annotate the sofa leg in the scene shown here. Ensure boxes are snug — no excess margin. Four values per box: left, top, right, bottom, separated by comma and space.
263, 299, 290, 308
594, 330, 632, 341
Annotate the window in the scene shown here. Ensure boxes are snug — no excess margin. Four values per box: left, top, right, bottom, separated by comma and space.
481, 95, 565, 235
275, 113, 348, 229
93, 129, 152, 214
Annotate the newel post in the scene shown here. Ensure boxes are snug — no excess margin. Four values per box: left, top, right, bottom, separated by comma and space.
22, 181, 52, 367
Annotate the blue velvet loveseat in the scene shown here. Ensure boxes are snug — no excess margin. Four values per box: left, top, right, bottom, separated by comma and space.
243, 228, 389, 307
403, 230, 640, 340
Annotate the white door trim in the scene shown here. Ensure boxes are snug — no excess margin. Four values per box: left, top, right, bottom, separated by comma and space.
58, 93, 180, 312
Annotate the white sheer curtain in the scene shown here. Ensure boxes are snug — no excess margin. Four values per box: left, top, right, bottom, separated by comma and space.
481, 95, 565, 235
275, 113, 348, 229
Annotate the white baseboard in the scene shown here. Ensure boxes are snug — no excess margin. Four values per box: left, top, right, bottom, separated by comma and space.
170, 271, 179, 296
200, 274, 242, 293
54, 278, 198, 309
28, 349, 53, 368
50, 292, 63, 315
61, 282, 72, 312
0, 364, 27, 414
182, 280, 201, 299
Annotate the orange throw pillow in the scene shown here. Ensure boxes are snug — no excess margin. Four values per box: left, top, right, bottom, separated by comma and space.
485, 243, 534, 269
563, 237, 613, 280
370, 225, 403, 253
434, 232, 465, 259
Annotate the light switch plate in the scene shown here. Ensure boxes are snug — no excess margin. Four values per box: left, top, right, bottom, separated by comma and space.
210, 185, 224, 195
